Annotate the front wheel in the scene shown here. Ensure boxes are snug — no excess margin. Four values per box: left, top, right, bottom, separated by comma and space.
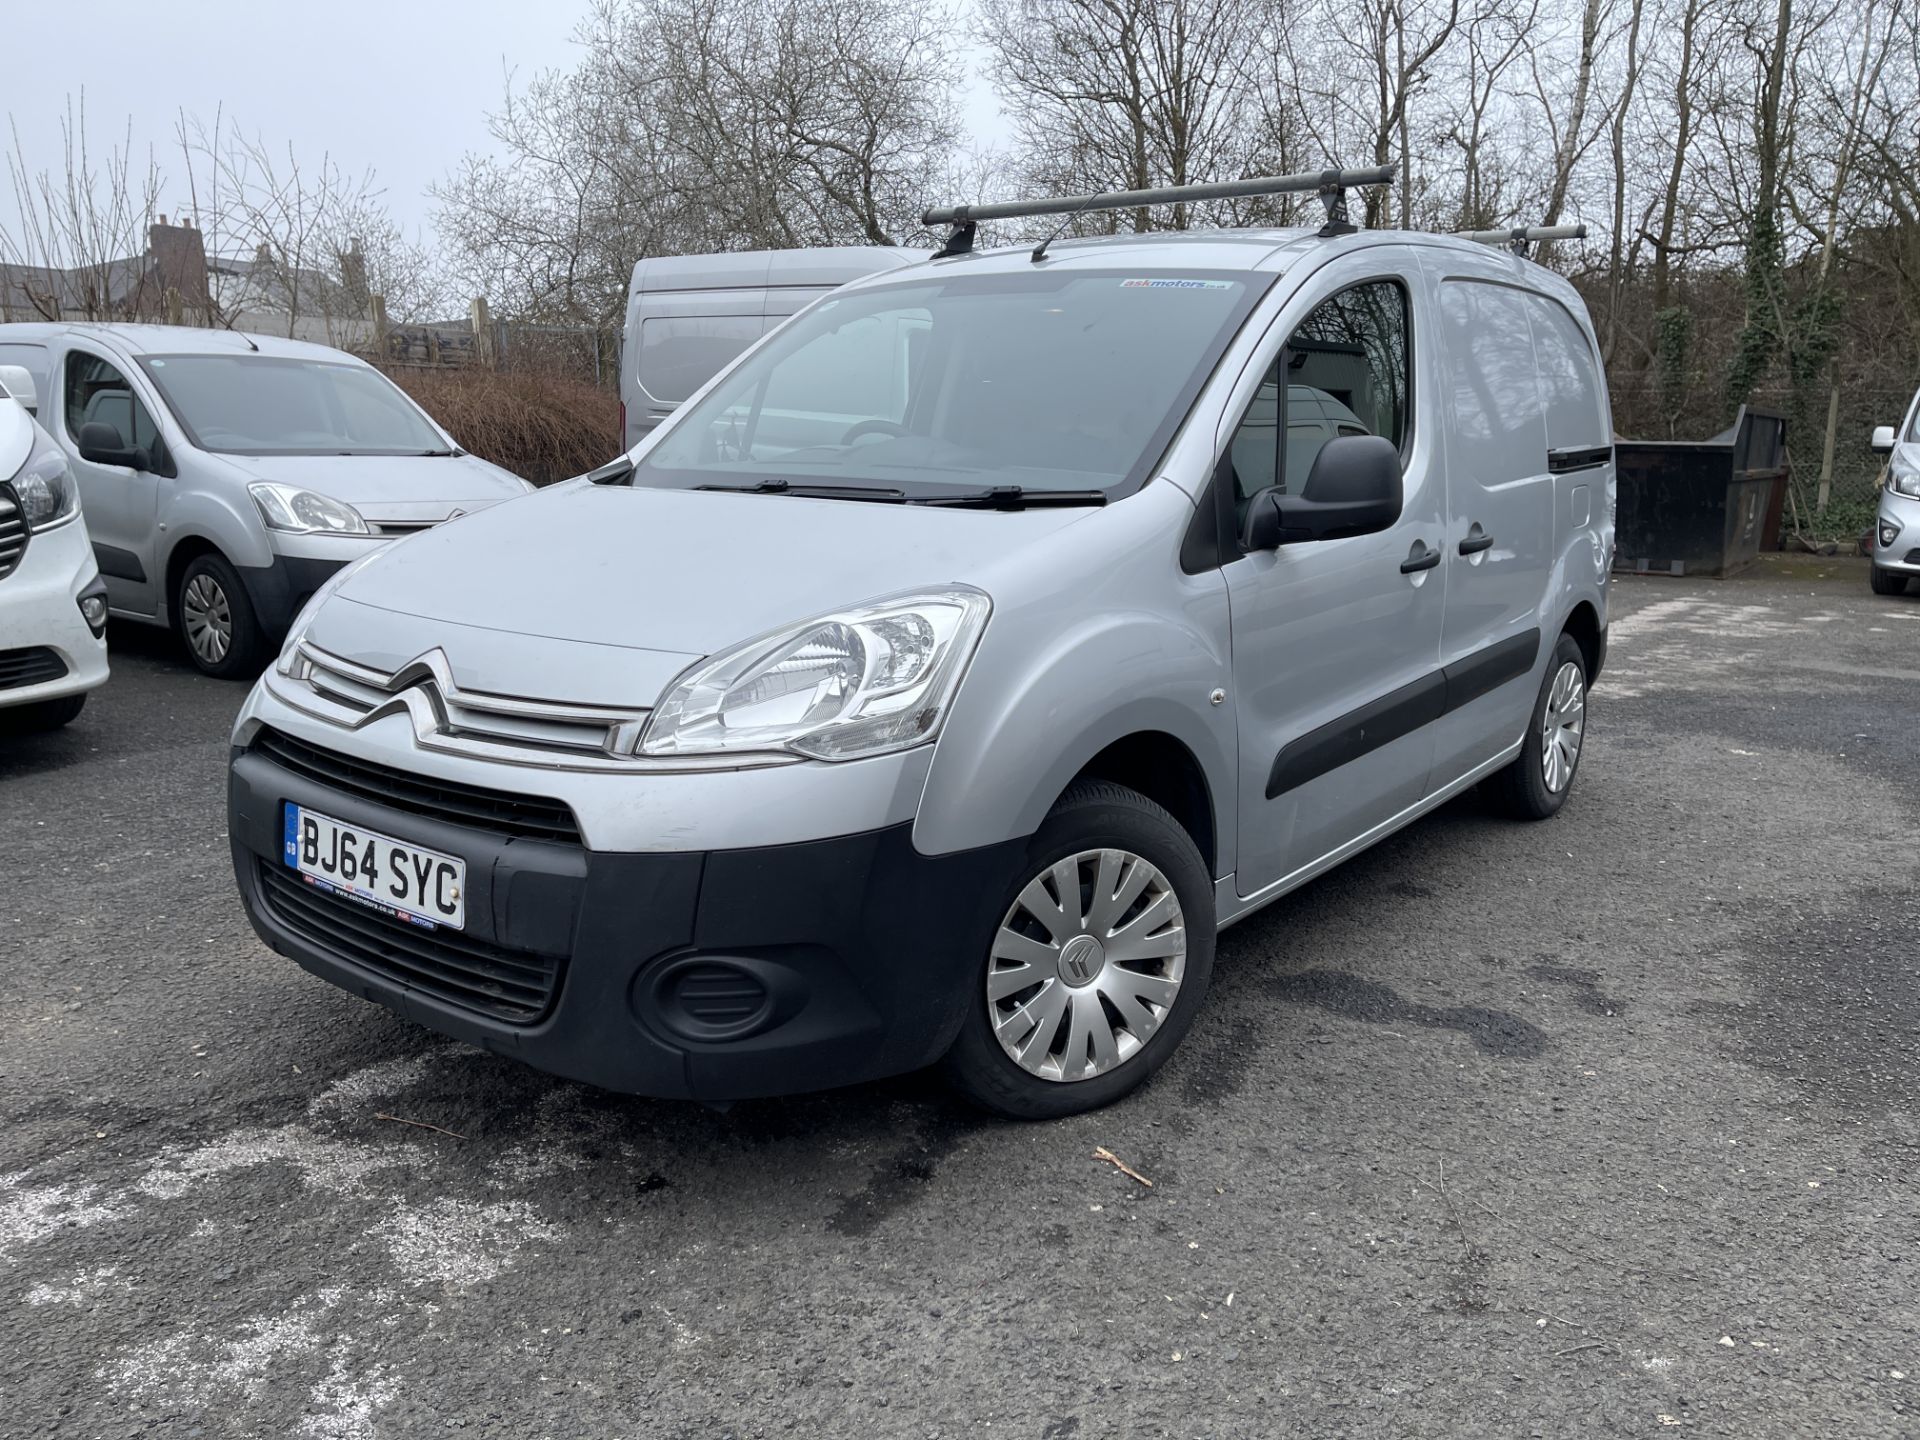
1869, 564, 1909, 596
0, 693, 85, 733
1482, 632, 1588, 821
942, 781, 1216, 1119
173, 551, 269, 679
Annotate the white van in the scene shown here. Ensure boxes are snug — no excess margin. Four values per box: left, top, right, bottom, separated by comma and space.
0, 366, 109, 731
621, 247, 914, 448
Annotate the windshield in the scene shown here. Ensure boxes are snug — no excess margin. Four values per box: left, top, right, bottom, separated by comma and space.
635, 269, 1267, 499
136, 355, 448, 456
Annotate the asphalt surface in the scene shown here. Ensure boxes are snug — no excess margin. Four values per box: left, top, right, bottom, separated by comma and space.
3, 560, 1917, 1438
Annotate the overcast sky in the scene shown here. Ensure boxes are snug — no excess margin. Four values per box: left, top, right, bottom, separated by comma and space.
2, 0, 1005, 251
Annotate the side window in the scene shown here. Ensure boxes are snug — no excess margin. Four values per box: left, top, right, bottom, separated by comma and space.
1522, 294, 1606, 453
638, 316, 766, 404
1437, 281, 1548, 486
64, 350, 162, 452
1225, 279, 1410, 504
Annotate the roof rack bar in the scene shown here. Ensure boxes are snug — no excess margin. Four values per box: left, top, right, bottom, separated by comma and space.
922, 165, 1396, 229
1457, 223, 1588, 256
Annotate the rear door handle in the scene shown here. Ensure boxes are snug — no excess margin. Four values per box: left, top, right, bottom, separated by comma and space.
1459, 524, 1494, 556
1401, 539, 1442, 574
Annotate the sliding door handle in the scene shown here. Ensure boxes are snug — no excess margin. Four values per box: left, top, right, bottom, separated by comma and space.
1459, 524, 1494, 556
1401, 539, 1442, 574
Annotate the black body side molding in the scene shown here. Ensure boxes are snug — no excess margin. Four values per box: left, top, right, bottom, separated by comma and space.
1266, 628, 1543, 799
92, 544, 145, 582
1547, 445, 1612, 474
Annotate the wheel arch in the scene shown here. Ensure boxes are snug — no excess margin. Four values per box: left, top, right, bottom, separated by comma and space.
1561, 599, 1603, 682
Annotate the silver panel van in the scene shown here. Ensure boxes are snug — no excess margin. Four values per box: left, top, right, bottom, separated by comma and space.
0, 324, 533, 677
228, 181, 1613, 1118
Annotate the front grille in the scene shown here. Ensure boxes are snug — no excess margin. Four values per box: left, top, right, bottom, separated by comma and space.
370, 519, 439, 536
0, 646, 66, 691
258, 861, 562, 1023
251, 727, 583, 844
0, 490, 27, 581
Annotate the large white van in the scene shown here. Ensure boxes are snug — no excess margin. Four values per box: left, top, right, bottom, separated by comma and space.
621, 247, 914, 448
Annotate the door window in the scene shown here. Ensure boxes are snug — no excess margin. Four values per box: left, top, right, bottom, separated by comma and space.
1225, 280, 1410, 505
64, 350, 162, 452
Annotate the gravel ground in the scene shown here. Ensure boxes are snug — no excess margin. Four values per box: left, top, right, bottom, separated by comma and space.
2, 559, 1917, 1439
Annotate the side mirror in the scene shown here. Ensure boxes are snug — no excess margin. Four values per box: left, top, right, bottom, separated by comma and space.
1870, 425, 1897, 454
78, 421, 147, 471
0, 364, 37, 416
1239, 434, 1404, 551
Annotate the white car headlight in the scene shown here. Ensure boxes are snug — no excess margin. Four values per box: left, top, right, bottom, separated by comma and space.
640, 587, 992, 761
1889, 460, 1920, 499
249, 482, 370, 535
11, 429, 80, 529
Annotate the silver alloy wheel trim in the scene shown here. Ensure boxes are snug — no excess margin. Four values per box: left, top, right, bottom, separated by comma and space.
1541, 660, 1585, 793
182, 572, 232, 665
988, 847, 1187, 1083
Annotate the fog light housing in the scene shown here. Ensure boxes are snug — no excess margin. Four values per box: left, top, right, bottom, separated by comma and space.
77, 581, 109, 637
1881, 520, 1902, 551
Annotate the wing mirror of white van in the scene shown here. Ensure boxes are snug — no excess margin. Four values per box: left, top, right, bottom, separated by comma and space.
1870, 425, 1897, 454
1241, 434, 1405, 551
78, 420, 149, 472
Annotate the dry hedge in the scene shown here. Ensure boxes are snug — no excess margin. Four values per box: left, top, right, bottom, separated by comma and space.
387, 367, 621, 486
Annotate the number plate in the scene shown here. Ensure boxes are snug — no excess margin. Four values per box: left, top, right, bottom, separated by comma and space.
283, 803, 466, 930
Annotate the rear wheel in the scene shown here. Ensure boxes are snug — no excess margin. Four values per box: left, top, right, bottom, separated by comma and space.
0, 693, 85, 733
943, 781, 1216, 1119
1869, 564, 1909, 596
1483, 632, 1588, 821
174, 551, 268, 679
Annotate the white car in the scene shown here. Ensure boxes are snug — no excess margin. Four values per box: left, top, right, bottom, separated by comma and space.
0, 365, 108, 731
1870, 396, 1920, 596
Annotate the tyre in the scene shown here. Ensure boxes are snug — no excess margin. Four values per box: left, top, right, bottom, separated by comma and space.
1483, 632, 1588, 821
942, 780, 1216, 1119
0, 693, 85, 733
1869, 564, 1909, 596
173, 551, 269, 679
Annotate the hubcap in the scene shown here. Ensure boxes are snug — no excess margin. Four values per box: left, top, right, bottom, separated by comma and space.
988, 848, 1187, 1084
182, 573, 232, 665
1541, 660, 1585, 793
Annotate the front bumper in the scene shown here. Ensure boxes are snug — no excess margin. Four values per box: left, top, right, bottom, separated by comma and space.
0, 518, 109, 707
227, 733, 1023, 1102
1876, 488, 1920, 574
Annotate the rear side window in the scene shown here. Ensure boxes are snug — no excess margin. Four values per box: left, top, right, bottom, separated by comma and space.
0, 343, 48, 415
64, 350, 163, 452
1226, 279, 1410, 502
1522, 294, 1607, 453
638, 316, 765, 404
1436, 281, 1548, 486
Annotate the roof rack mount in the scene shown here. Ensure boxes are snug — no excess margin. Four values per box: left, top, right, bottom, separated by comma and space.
1457, 223, 1588, 257
925, 164, 1397, 257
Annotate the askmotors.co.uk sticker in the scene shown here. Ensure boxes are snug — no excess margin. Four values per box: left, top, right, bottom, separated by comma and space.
1120, 278, 1235, 289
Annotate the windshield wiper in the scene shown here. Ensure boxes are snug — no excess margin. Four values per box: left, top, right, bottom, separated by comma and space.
912, 486, 1108, 510
694, 479, 907, 503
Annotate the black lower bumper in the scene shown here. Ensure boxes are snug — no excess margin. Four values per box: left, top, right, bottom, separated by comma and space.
237, 555, 347, 639
228, 741, 1023, 1102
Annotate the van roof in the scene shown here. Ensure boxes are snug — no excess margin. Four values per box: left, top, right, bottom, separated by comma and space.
629, 245, 917, 296
836, 225, 1588, 308
0, 321, 367, 363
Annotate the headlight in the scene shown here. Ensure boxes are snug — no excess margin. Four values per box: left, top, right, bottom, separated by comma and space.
640, 587, 992, 761
10, 429, 79, 529
1889, 462, 1920, 499
249, 482, 370, 535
